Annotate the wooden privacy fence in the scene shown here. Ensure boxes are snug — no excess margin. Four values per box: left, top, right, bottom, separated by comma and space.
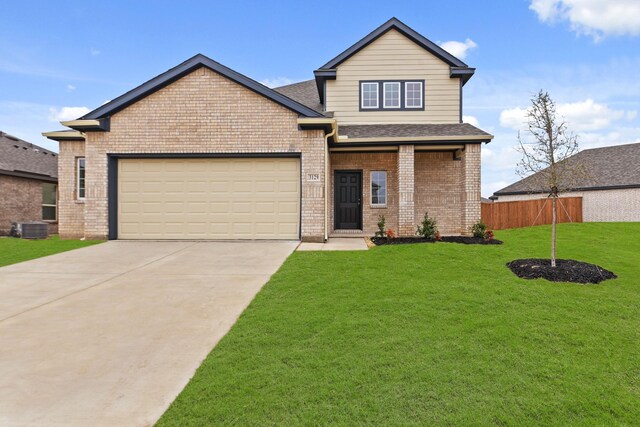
481, 197, 583, 230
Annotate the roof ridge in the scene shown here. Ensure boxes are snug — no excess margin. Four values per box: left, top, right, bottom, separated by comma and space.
79, 54, 323, 121
273, 79, 315, 90
317, 17, 469, 70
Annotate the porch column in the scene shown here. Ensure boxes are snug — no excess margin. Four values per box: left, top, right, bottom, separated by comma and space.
398, 144, 415, 236
461, 144, 481, 235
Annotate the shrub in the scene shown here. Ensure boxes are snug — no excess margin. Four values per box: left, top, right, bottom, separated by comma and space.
386, 229, 396, 239
471, 220, 488, 238
416, 212, 438, 239
435, 230, 442, 241
375, 215, 386, 238
485, 230, 494, 241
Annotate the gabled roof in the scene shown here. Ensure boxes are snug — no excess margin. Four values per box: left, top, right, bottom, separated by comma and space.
0, 131, 58, 181
80, 54, 323, 121
494, 142, 640, 196
313, 17, 476, 102
273, 79, 324, 114
319, 17, 469, 70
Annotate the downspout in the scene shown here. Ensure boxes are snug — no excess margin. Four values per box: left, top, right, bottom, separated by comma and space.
324, 125, 337, 241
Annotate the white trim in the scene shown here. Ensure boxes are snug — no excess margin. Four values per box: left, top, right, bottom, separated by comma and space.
405, 81, 423, 108
77, 157, 86, 200
370, 170, 387, 207
383, 82, 401, 109
361, 82, 379, 109
60, 119, 100, 127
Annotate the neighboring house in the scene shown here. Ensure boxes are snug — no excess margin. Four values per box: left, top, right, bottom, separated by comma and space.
0, 131, 58, 235
44, 18, 493, 241
492, 142, 640, 222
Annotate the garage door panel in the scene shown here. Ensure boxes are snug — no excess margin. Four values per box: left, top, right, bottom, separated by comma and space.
118, 158, 300, 239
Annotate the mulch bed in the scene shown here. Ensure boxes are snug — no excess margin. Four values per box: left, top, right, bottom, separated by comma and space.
371, 236, 503, 246
507, 258, 617, 284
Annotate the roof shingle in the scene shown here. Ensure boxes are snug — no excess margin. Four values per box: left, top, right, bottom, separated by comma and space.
273, 79, 324, 114
339, 123, 492, 139
494, 142, 640, 195
0, 132, 58, 180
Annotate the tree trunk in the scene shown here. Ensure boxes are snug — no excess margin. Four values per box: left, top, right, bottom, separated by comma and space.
551, 196, 557, 267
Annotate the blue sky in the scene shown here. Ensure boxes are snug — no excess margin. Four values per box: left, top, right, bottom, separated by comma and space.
2, 0, 639, 196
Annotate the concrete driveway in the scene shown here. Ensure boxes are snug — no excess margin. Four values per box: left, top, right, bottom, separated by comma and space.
0, 240, 297, 426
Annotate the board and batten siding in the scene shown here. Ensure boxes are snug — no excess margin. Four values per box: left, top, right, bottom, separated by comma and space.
325, 29, 460, 125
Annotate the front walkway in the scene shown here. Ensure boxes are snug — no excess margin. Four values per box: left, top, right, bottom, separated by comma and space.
0, 240, 297, 426
297, 237, 368, 251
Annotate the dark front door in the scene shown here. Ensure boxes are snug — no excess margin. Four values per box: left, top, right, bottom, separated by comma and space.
334, 171, 362, 230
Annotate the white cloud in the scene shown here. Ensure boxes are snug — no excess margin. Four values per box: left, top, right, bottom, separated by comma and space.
499, 107, 528, 130
530, 0, 640, 40
627, 111, 638, 121
499, 99, 627, 132
0, 101, 59, 151
90, 47, 101, 56
577, 127, 640, 149
439, 38, 477, 60
463, 115, 480, 127
67, 84, 76, 92
48, 106, 90, 122
558, 99, 625, 131
260, 77, 294, 88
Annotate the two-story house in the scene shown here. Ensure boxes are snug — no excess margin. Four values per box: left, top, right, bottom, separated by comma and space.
44, 18, 493, 242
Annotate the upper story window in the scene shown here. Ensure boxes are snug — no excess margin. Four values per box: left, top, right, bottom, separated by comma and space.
77, 157, 86, 199
359, 80, 424, 111
405, 81, 423, 108
361, 82, 379, 109
383, 82, 400, 108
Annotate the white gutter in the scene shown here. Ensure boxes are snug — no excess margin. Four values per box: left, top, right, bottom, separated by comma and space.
297, 117, 337, 242
323, 124, 337, 241
60, 119, 101, 128
42, 130, 85, 140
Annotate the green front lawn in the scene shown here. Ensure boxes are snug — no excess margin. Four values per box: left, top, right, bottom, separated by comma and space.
0, 236, 103, 267
159, 223, 640, 426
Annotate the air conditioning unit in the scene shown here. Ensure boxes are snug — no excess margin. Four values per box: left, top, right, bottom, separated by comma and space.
20, 222, 49, 239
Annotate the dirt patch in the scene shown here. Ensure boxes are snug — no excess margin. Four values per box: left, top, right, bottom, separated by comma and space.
507, 258, 617, 284
371, 236, 503, 246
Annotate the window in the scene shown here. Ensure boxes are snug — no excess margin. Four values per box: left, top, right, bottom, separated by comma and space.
405, 81, 423, 108
383, 82, 401, 108
361, 82, 379, 109
371, 171, 387, 206
77, 157, 86, 199
360, 80, 424, 110
42, 183, 57, 221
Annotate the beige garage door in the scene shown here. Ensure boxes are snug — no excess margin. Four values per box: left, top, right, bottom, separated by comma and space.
118, 158, 300, 239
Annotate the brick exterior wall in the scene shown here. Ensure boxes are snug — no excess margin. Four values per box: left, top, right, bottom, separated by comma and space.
61, 67, 325, 241
414, 151, 463, 235
494, 188, 640, 222
0, 175, 58, 235
57, 140, 85, 239
330, 152, 399, 235
461, 144, 481, 235
398, 145, 415, 236
329, 149, 477, 236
